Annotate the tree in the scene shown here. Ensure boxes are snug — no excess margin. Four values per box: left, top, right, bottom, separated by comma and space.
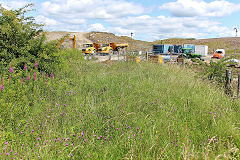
0, 4, 58, 73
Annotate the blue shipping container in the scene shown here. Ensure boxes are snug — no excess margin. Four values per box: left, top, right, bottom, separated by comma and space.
173, 45, 183, 54
153, 45, 164, 54
153, 44, 176, 55
183, 44, 195, 53
163, 44, 174, 54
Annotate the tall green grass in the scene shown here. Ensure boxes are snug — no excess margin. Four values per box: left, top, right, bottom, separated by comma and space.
0, 49, 239, 159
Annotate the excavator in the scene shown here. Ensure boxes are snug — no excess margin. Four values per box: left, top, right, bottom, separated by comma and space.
58, 35, 76, 49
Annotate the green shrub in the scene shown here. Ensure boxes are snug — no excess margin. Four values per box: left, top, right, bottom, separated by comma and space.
0, 4, 59, 73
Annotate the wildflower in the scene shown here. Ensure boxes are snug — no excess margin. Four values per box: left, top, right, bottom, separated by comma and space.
176, 144, 178, 147
27, 73, 30, 80
84, 139, 87, 142
116, 128, 119, 130
6, 153, 10, 155
24, 64, 27, 70
66, 143, 68, 146
15, 153, 18, 155
51, 73, 54, 79
33, 72, 37, 80
35, 60, 38, 68
46, 80, 48, 85
37, 137, 40, 140
9, 67, 14, 73
0, 85, 4, 91
5, 142, 8, 145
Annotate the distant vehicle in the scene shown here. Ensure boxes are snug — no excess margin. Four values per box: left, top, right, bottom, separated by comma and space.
82, 43, 100, 55
212, 49, 225, 59
98, 43, 128, 55
177, 48, 202, 61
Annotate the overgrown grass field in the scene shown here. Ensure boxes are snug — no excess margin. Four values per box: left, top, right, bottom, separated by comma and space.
0, 50, 239, 159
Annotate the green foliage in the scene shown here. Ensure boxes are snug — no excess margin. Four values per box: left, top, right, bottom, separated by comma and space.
0, 4, 59, 73
0, 52, 239, 159
205, 59, 228, 84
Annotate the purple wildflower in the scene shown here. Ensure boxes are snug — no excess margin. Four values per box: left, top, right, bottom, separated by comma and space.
8, 67, 14, 73
33, 72, 37, 80
37, 137, 40, 140
51, 73, 54, 79
6, 153, 10, 155
5, 142, 8, 145
0, 85, 4, 91
24, 64, 27, 70
35, 60, 38, 68
66, 143, 68, 146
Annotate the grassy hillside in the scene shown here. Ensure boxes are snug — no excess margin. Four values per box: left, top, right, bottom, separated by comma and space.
0, 49, 239, 159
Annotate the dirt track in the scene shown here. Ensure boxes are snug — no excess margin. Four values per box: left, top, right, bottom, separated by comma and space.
46, 32, 92, 49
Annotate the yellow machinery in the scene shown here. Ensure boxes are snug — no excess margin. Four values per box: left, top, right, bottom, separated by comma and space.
82, 43, 100, 55
98, 43, 128, 55
58, 35, 76, 49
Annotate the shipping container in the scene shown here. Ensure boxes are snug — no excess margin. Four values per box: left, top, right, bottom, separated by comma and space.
163, 44, 174, 54
173, 45, 183, 54
183, 44, 195, 53
195, 45, 208, 56
153, 45, 173, 55
153, 45, 164, 54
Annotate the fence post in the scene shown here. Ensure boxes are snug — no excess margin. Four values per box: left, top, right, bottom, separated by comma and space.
238, 73, 240, 97
225, 69, 233, 96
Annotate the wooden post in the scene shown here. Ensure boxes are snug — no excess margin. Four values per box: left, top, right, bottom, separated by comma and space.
225, 69, 233, 96
118, 50, 120, 61
182, 58, 184, 68
146, 51, 149, 61
237, 73, 240, 97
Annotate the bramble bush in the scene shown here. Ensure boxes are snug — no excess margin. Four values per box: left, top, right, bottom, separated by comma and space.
0, 4, 59, 74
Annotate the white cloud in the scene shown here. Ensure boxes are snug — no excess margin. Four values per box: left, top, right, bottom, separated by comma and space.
40, 0, 144, 20
88, 23, 108, 32
160, 0, 240, 17
106, 15, 234, 40
0, 0, 30, 9
1, 0, 237, 41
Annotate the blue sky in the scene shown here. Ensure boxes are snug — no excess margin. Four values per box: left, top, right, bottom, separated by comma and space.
1, 0, 240, 41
